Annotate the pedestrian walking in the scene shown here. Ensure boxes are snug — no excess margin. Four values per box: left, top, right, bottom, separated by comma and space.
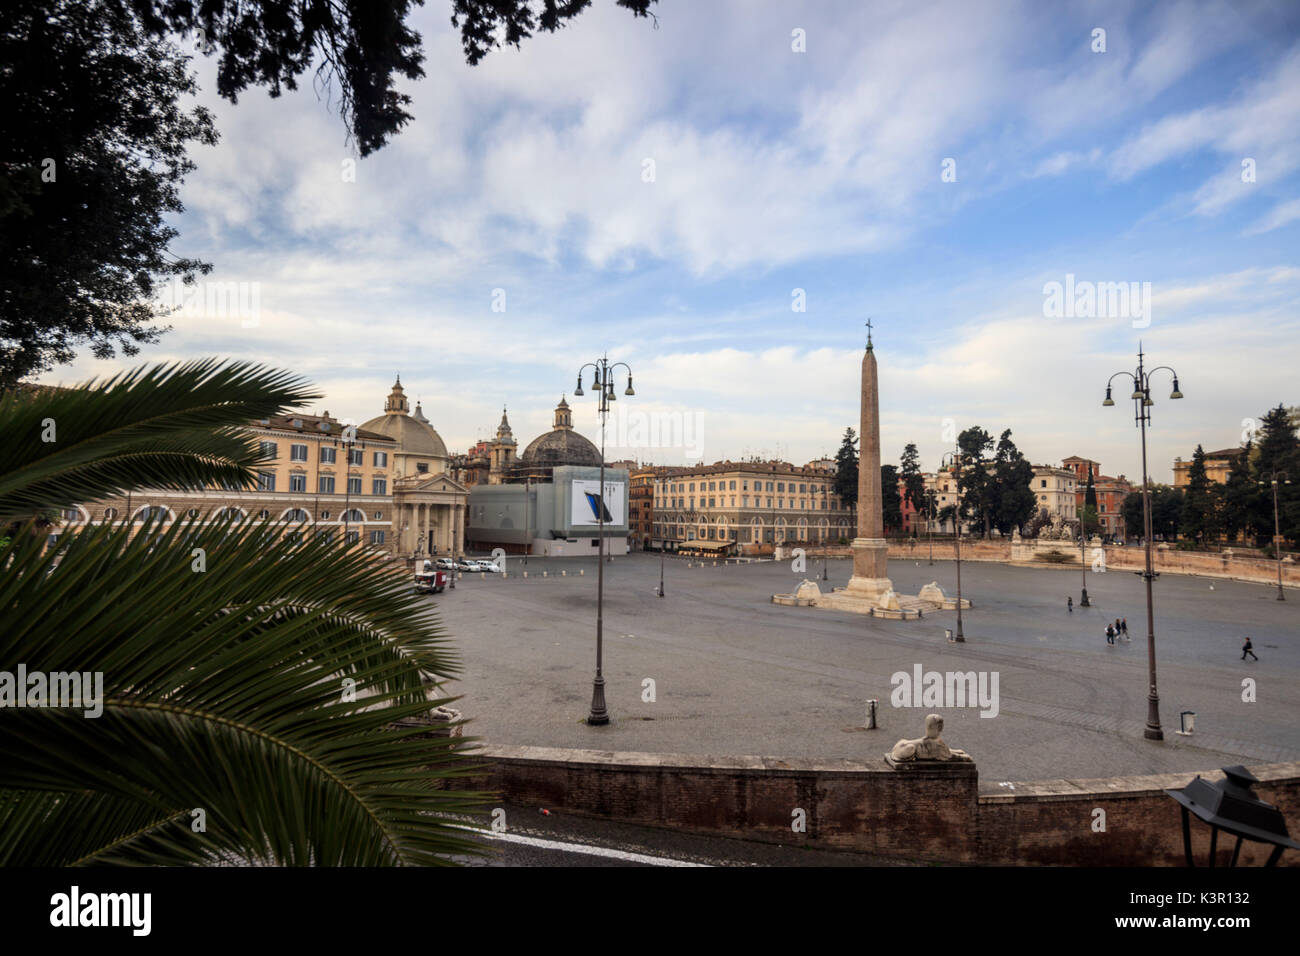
1106, 623, 1115, 645
1242, 637, 1258, 662
1067, 596, 1073, 613
1114, 618, 1123, 642
1120, 617, 1129, 641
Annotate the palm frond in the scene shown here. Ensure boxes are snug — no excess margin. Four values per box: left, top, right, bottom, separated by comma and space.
0, 359, 322, 521
0, 513, 496, 866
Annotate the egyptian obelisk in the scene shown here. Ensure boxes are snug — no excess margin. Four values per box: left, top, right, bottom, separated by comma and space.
844, 323, 893, 602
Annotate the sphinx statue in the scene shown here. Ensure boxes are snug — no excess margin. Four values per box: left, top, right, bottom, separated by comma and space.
888, 714, 972, 764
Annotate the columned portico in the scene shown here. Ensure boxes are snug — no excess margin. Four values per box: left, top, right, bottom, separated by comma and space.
393, 473, 470, 567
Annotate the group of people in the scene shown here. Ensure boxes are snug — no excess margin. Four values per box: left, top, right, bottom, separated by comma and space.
1105, 617, 1129, 644
1064, 596, 1262, 662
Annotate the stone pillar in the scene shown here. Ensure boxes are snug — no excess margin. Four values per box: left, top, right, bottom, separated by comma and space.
845, 339, 893, 603
454, 503, 464, 556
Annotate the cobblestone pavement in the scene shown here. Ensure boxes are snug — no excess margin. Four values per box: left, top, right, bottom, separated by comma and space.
434, 553, 1299, 786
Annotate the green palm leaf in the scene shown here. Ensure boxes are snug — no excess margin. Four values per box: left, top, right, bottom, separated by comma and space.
0, 358, 322, 521
0, 514, 495, 866
0, 360, 495, 866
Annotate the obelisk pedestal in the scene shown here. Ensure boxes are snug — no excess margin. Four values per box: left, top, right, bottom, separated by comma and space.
843, 334, 893, 603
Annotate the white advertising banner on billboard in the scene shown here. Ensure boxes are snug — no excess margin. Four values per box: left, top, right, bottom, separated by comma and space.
571, 479, 626, 527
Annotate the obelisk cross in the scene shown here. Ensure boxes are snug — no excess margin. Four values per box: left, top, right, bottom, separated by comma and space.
865, 317, 873, 349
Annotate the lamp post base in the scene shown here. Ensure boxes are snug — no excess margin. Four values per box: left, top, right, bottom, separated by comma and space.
1080, 588, 1090, 607
587, 677, 609, 726
1145, 695, 1163, 740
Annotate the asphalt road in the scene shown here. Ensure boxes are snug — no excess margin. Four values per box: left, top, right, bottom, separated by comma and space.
446, 803, 916, 867
434, 552, 1299, 784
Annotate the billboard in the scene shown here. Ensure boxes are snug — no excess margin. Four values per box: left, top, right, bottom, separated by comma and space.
570, 479, 626, 527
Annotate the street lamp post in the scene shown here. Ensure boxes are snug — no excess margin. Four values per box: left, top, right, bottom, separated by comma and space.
941, 451, 965, 642
1079, 524, 1091, 607
926, 489, 936, 566
1103, 345, 1183, 741
1259, 471, 1291, 600
574, 356, 635, 726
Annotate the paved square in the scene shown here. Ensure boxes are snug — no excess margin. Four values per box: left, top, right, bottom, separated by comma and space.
436, 553, 1299, 787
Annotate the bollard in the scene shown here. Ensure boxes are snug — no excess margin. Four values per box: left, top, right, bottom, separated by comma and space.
1177, 710, 1196, 736
865, 698, 878, 729
543, 571, 547, 577
580, 569, 584, 575
523, 571, 527, 579
945, 628, 954, 643
562, 570, 566, 577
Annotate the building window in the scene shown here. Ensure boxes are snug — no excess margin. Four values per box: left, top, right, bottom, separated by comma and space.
372, 478, 387, 495
369, 530, 385, 546
348, 477, 362, 495
61, 507, 80, 522
258, 509, 270, 520
290, 444, 308, 462
1041, 479, 1047, 488
346, 531, 360, 546
258, 472, 276, 492
373, 511, 383, 520
777, 482, 784, 492
348, 449, 364, 466
320, 446, 336, 463
259, 441, 277, 459
416, 462, 429, 473
286, 509, 309, 522
318, 476, 335, 494
374, 451, 388, 467
103, 507, 117, 520
290, 474, 306, 493
321, 510, 331, 520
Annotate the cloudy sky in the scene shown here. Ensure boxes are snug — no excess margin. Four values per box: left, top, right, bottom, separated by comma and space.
39, 0, 1300, 481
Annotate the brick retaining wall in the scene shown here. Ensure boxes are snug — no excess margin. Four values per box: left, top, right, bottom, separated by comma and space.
449, 745, 1300, 865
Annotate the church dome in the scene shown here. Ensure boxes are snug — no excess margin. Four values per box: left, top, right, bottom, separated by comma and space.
519, 395, 601, 467
360, 377, 448, 459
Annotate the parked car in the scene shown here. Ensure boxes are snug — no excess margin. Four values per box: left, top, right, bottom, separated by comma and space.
455, 559, 476, 572
479, 559, 503, 573
435, 557, 456, 570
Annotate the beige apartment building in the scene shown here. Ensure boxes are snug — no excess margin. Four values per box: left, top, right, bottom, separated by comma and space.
55, 378, 469, 565
1031, 464, 1078, 524
652, 460, 851, 553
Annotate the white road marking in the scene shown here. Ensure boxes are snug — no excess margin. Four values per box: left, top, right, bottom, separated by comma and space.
453, 825, 711, 866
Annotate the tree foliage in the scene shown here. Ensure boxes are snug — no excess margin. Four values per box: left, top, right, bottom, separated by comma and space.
881, 463, 902, 534
992, 429, 1035, 534
956, 426, 994, 537
834, 427, 858, 510
899, 442, 925, 515
1, 0, 217, 385
2, 0, 658, 383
